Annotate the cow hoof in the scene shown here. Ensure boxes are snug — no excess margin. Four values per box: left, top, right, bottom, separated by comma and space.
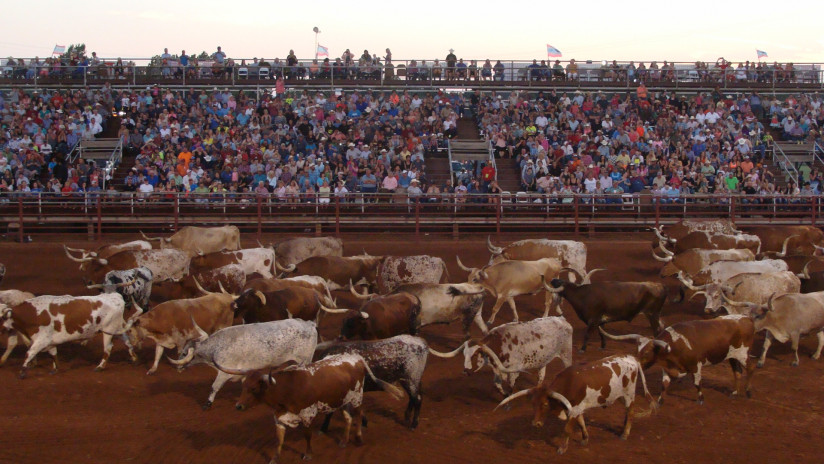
556, 447, 567, 455
301, 453, 313, 461
49, 369, 58, 375
620, 435, 628, 441
578, 348, 586, 354
580, 439, 589, 446
756, 361, 764, 368
146, 369, 156, 376
697, 399, 704, 406
18, 370, 27, 380
201, 401, 213, 411
93, 366, 104, 372
791, 361, 799, 367
746, 390, 752, 399
354, 436, 364, 446
409, 422, 418, 430
338, 440, 348, 448
130, 357, 139, 365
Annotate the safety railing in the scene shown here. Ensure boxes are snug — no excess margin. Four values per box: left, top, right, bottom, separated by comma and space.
0, 191, 818, 240
2, 60, 822, 90
773, 144, 800, 185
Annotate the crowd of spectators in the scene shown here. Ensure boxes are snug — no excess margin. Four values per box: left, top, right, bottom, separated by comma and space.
477, 87, 824, 205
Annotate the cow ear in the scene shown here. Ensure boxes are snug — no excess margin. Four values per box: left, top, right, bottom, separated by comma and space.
360, 312, 370, 319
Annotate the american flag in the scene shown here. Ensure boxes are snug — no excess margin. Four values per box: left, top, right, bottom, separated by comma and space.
756, 49, 768, 59
317, 45, 329, 57
546, 44, 562, 58
52, 45, 66, 55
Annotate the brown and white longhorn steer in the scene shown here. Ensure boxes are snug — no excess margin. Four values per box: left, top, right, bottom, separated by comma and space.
496, 354, 656, 455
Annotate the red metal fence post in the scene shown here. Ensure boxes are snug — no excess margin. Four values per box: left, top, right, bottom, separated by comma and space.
654, 198, 660, 229
730, 195, 736, 226
415, 199, 420, 238
17, 197, 23, 243
496, 195, 501, 236
812, 196, 817, 226
256, 196, 262, 240
173, 195, 179, 232
573, 195, 579, 235
335, 196, 341, 236
96, 195, 102, 240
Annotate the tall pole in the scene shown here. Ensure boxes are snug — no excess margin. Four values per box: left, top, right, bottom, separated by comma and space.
313, 27, 321, 60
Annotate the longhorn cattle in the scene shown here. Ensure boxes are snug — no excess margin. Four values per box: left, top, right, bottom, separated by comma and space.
775, 254, 824, 274
659, 231, 761, 255
87, 267, 153, 308
245, 275, 335, 307
545, 277, 665, 351
749, 225, 824, 256
0, 293, 139, 378
323, 292, 421, 341
150, 264, 245, 303
675, 259, 788, 305
190, 247, 276, 279
601, 315, 755, 405
376, 255, 448, 294
486, 237, 587, 280
429, 317, 572, 397
225, 353, 402, 463
140, 225, 242, 255
723, 292, 824, 367
653, 219, 740, 244
314, 335, 429, 429
63, 241, 152, 261
0, 289, 35, 365
169, 319, 319, 410
653, 248, 755, 278
282, 255, 385, 291
688, 271, 800, 314
125, 283, 236, 375
66, 248, 190, 285
232, 286, 341, 323
457, 256, 564, 324
352, 282, 487, 339
496, 354, 655, 455
271, 236, 344, 268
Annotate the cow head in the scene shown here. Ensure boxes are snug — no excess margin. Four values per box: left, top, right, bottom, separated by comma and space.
232, 288, 267, 319
339, 310, 371, 340
456, 256, 489, 284
462, 345, 484, 374
234, 369, 271, 411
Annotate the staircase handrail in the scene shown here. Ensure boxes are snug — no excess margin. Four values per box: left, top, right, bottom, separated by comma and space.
447, 138, 455, 183
772, 143, 799, 185
814, 141, 824, 166
101, 138, 124, 190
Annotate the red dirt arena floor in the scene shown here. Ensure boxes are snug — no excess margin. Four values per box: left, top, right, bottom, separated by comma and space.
0, 232, 822, 464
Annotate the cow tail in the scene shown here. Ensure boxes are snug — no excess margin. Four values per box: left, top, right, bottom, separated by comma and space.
441, 261, 451, 284
362, 360, 404, 401
636, 363, 658, 417
410, 295, 422, 334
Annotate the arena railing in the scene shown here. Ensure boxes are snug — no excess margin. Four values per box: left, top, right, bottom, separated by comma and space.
0, 191, 818, 240
1, 60, 822, 91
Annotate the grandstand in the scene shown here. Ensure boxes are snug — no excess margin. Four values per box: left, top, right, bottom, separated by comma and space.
1, 52, 822, 238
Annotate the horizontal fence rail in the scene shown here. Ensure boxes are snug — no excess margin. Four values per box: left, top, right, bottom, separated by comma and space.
0, 192, 819, 240
1, 60, 822, 91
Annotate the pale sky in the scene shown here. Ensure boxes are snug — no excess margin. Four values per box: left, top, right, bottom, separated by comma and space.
3, 0, 823, 64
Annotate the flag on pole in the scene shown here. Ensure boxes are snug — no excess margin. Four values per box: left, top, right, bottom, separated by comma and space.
317, 45, 329, 57
546, 44, 562, 58
52, 45, 66, 55
756, 49, 768, 59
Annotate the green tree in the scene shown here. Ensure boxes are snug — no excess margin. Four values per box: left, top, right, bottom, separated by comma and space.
60, 43, 86, 60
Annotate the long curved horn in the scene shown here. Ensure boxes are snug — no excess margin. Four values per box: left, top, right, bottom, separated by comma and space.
652, 340, 670, 350
676, 272, 707, 291
64, 245, 89, 254
196, 248, 205, 257
64, 246, 93, 263
480, 345, 523, 374
814, 244, 824, 256
486, 236, 504, 255
218, 281, 228, 295
427, 341, 469, 358
212, 359, 253, 376
688, 290, 708, 302
319, 301, 351, 314
651, 248, 672, 262
494, 388, 533, 411
658, 242, 675, 256
256, 239, 264, 248
767, 292, 778, 312
776, 235, 799, 258
652, 226, 673, 243
598, 327, 642, 342
560, 267, 583, 282
800, 261, 812, 279
254, 290, 266, 306
549, 391, 574, 412
276, 262, 296, 273
582, 268, 605, 284
190, 313, 209, 341
349, 281, 376, 299
542, 277, 564, 293
192, 276, 215, 295
721, 291, 751, 308
456, 255, 474, 272
86, 277, 138, 290
167, 347, 195, 366
139, 230, 163, 242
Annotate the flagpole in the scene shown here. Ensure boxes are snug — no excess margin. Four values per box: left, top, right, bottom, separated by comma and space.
313, 27, 320, 60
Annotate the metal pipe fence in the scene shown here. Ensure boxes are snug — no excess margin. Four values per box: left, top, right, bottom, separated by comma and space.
0, 192, 819, 240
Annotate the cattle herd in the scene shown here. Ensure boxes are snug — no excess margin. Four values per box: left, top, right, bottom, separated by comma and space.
2, 222, 824, 463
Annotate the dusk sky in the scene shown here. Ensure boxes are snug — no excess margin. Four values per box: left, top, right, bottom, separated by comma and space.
3, 0, 822, 64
